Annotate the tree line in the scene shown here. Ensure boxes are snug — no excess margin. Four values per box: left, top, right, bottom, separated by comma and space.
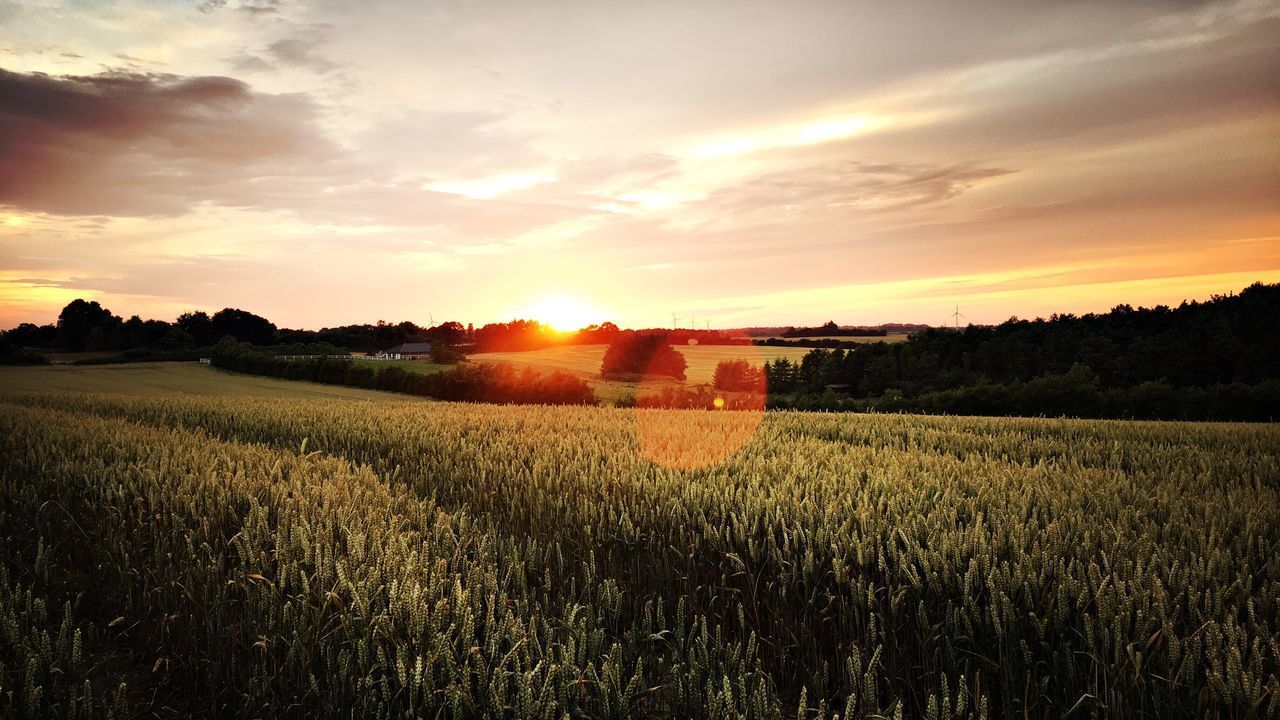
761, 282, 1279, 421
0, 299, 473, 363
1, 299, 756, 366
780, 320, 887, 338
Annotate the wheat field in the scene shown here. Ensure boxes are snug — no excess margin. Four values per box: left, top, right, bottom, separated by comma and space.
0, 391, 1276, 718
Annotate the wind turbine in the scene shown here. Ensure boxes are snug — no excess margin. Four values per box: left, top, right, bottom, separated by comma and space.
949, 305, 966, 330
671, 312, 682, 330
428, 312, 435, 327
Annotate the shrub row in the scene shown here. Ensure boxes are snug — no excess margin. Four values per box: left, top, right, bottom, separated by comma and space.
212, 338, 596, 405
770, 369, 1280, 421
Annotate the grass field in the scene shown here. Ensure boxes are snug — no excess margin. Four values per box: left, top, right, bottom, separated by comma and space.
471, 343, 812, 401
351, 358, 451, 375
39, 350, 128, 364
0, 361, 416, 400
0, 386, 1275, 718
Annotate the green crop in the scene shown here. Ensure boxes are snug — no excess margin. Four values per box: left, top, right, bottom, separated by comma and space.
0, 392, 1276, 718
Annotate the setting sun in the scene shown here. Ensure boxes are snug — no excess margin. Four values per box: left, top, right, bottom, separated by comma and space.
521, 295, 605, 332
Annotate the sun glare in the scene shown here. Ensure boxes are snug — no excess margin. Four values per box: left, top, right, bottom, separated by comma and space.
522, 295, 603, 332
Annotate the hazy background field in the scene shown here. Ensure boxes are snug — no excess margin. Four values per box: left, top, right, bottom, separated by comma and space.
470, 343, 811, 401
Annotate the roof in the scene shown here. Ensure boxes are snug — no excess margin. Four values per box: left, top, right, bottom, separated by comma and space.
385, 342, 434, 354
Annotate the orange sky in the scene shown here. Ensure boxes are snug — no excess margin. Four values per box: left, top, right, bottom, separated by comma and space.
1, 0, 1277, 329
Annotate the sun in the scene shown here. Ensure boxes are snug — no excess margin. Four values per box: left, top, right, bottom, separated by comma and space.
522, 294, 604, 332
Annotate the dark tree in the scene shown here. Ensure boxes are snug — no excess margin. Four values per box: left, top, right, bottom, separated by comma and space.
769, 282, 1280, 421
424, 321, 467, 345
176, 311, 215, 347
600, 332, 687, 380
56, 299, 118, 351
210, 308, 277, 346
4, 322, 57, 348
0, 332, 49, 365
121, 315, 182, 349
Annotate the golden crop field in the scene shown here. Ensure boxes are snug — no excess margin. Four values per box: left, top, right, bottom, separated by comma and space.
472, 343, 812, 383
1, 390, 1276, 719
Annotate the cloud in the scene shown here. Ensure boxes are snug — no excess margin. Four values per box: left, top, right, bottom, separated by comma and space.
0, 66, 584, 239
682, 161, 1012, 232
225, 23, 340, 75
0, 67, 339, 216
199, 0, 282, 15
265, 24, 338, 73
849, 9, 1280, 161
227, 54, 275, 73
7, 255, 288, 304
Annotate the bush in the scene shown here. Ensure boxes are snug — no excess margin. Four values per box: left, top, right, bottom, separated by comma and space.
0, 346, 50, 365
211, 338, 596, 406
0, 333, 51, 365
72, 348, 206, 365
430, 344, 464, 364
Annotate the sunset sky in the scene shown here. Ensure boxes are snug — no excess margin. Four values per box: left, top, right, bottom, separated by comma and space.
1, 0, 1277, 330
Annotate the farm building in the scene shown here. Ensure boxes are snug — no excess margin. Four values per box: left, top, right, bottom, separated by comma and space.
380, 342, 434, 360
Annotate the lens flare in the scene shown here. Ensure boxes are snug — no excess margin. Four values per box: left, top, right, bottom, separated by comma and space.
631, 342, 774, 470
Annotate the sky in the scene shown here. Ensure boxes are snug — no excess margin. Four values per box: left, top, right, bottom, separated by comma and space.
0, 0, 1277, 330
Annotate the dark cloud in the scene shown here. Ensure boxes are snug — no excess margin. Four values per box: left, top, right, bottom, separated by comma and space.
0, 67, 338, 216
0, 66, 581, 236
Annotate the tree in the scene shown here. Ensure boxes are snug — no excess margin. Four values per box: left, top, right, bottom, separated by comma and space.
4, 322, 57, 348
0, 332, 49, 365
176, 311, 215, 347
473, 320, 555, 352
430, 344, 463, 364
56, 299, 119, 351
600, 332, 687, 380
424, 321, 466, 345
576, 322, 621, 344
712, 359, 765, 392
210, 308, 277, 346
